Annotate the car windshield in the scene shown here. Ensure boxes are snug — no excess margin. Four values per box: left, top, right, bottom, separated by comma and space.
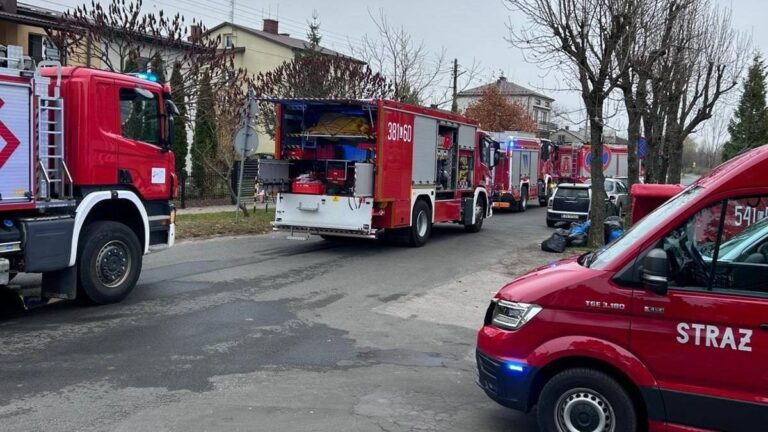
588, 185, 705, 269
604, 181, 615, 192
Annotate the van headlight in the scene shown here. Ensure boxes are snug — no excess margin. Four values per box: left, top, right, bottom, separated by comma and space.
491, 300, 542, 330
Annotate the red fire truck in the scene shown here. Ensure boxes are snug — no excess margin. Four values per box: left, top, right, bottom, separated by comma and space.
488, 135, 630, 212
258, 99, 499, 246
490, 136, 544, 211
542, 142, 630, 185
0, 58, 177, 304
476, 145, 768, 432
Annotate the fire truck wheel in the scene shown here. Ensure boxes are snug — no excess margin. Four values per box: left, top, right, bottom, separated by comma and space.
519, 187, 529, 212
465, 202, 485, 233
537, 368, 637, 432
77, 221, 142, 305
409, 200, 432, 247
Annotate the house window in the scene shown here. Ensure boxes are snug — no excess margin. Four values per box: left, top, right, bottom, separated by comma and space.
224, 33, 235, 48
546, 101, 551, 108
28, 34, 44, 63
535, 98, 541, 106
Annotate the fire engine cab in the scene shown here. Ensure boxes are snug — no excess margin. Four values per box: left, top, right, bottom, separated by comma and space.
477, 145, 768, 432
0, 52, 177, 305
259, 99, 499, 246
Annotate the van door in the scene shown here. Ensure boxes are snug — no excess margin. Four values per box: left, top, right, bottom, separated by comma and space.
630, 196, 768, 431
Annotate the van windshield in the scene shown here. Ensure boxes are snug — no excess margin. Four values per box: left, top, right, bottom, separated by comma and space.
588, 185, 704, 269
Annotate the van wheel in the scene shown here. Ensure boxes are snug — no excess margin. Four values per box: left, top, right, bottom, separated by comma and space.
465, 202, 485, 233
77, 221, 142, 305
538, 368, 637, 432
518, 187, 528, 212
409, 200, 432, 247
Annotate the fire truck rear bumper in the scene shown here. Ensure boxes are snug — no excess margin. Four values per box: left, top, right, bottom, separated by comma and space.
273, 224, 379, 240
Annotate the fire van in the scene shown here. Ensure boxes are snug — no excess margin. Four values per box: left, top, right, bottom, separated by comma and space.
476, 145, 768, 432
0, 57, 177, 304
259, 99, 499, 246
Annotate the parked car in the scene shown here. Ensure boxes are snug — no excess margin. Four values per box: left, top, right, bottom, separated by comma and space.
546, 183, 617, 227
604, 178, 630, 216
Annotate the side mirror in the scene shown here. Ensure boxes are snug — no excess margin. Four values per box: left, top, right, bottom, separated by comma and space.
609, 196, 616, 202
162, 99, 179, 153
641, 248, 669, 295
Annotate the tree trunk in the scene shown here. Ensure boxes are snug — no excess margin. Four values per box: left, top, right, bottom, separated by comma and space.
586, 103, 606, 248
667, 129, 684, 184
625, 112, 641, 220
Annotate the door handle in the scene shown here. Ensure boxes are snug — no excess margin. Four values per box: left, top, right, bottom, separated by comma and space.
759, 324, 768, 331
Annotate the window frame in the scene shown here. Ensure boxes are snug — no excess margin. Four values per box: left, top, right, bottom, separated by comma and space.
661, 195, 768, 299
119, 87, 162, 146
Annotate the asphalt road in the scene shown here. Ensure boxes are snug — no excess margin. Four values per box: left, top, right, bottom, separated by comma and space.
0, 205, 560, 432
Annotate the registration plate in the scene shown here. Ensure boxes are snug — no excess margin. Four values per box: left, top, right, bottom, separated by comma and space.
493, 202, 511, 208
562, 214, 579, 219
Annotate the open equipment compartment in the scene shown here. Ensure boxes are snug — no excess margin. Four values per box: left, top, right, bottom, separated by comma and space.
278, 99, 377, 198
270, 99, 380, 238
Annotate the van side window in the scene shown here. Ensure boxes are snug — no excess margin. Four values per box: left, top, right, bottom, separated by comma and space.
662, 196, 768, 296
119, 88, 160, 145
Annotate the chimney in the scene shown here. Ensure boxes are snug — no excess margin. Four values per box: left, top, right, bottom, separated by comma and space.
189, 25, 203, 42
0, 0, 18, 14
263, 19, 279, 34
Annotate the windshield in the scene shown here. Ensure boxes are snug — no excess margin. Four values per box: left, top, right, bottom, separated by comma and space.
589, 185, 705, 269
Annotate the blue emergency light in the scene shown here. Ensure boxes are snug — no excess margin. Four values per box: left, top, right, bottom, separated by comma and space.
129, 72, 159, 82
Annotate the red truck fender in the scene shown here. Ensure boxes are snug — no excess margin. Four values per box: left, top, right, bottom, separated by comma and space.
68, 190, 150, 267
526, 335, 659, 388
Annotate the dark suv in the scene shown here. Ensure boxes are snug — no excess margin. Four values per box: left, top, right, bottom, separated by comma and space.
546, 183, 617, 227
546, 183, 590, 227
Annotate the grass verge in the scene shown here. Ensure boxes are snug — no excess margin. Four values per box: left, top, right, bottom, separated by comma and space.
175, 210, 275, 240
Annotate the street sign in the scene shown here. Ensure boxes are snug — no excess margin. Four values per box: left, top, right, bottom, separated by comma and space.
234, 125, 258, 157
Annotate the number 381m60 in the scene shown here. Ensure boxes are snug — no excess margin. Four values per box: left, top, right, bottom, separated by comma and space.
387, 122, 413, 143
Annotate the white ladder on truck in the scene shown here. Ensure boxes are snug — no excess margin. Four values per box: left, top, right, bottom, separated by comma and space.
34, 61, 74, 208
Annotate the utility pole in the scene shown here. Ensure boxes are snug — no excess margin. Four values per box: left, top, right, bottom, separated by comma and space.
229, 0, 235, 22
451, 58, 459, 113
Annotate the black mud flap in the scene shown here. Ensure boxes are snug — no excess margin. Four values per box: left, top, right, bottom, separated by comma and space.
462, 197, 475, 226
42, 266, 77, 300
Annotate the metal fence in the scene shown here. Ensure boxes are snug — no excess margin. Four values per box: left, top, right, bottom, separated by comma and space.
176, 161, 260, 208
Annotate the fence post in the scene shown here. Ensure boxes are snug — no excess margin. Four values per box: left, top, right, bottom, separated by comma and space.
180, 170, 187, 209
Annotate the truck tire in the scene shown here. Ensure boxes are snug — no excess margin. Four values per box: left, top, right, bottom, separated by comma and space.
518, 187, 528, 212
77, 221, 142, 305
537, 368, 637, 432
546, 218, 556, 228
538, 181, 548, 206
465, 202, 485, 233
409, 200, 432, 247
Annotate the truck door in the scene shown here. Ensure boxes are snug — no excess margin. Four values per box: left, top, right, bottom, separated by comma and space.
115, 84, 172, 201
630, 196, 768, 430
510, 150, 521, 189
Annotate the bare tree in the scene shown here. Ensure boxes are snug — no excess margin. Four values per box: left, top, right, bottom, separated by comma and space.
700, 110, 728, 168
662, 3, 748, 183
48, 0, 239, 112
506, 0, 640, 247
354, 9, 482, 107
639, 0, 748, 183
616, 0, 690, 197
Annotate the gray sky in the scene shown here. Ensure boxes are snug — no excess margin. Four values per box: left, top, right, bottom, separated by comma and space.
30, 0, 768, 134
